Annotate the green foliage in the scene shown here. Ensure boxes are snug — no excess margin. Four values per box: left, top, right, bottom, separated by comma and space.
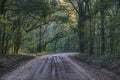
76, 53, 89, 61
0, 0, 53, 55
70, 0, 120, 74
0, 0, 120, 56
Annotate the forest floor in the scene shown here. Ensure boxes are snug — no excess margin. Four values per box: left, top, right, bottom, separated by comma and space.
75, 53, 120, 77
0, 54, 35, 77
0, 52, 49, 77
0, 53, 119, 80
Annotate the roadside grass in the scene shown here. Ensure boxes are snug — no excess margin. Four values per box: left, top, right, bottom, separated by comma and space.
75, 53, 120, 75
0, 52, 48, 77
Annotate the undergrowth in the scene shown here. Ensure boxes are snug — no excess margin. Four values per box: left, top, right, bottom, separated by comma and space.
75, 53, 120, 75
0, 54, 35, 77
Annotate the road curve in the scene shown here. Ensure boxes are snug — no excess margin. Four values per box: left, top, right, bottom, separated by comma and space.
1, 53, 95, 80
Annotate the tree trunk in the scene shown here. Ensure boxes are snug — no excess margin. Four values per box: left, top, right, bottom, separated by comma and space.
77, 1, 85, 53
13, 28, 21, 54
0, 28, 1, 54
37, 27, 42, 52
13, 15, 22, 54
1, 22, 6, 55
0, 0, 7, 14
100, 1, 105, 55
89, 21, 94, 55
53, 39, 57, 52
109, 28, 114, 54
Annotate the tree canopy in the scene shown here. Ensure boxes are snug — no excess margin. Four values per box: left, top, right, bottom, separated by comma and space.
0, 0, 119, 56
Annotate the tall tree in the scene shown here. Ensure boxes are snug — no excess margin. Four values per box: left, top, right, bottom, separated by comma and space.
100, 0, 105, 54
68, 0, 90, 53
0, 0, 7, 14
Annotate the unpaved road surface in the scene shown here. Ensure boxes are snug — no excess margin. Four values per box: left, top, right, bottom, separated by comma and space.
1, 53, 95, 80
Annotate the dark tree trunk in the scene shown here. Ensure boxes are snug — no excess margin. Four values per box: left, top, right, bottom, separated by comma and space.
1, 22, 6, 55
78, 26, 85, 53
53, 39, 57, 52
0, 0, 7, 55
0, 28, 1, 54
100, 2, 105, 55
0, 0, 7, 14
13, 27, 22, 54
78, 1, 85, 53
13, 15, 22, 54
109, 29, 114, 54
4, 40, 9, 55
68, 0, 87, 53
37, 27, 42, 52
89, 26, 94, 55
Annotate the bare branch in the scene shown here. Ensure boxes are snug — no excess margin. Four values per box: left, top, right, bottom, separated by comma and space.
68, 0, 79, 14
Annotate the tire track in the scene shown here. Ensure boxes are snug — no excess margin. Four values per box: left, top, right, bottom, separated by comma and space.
25, 57, 48, 80
1, 53, 95, 80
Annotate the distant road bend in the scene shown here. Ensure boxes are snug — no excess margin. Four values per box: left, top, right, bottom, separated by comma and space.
1, 53, 95, 80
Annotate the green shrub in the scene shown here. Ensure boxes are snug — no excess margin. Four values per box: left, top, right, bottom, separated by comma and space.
75, 53, 89, 60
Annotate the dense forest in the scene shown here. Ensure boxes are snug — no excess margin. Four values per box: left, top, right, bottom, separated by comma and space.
0, 0, 120, 78
0, 0, 120, 54
0, 0, 79, 54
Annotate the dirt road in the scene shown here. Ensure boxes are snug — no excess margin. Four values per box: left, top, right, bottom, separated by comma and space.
1, 53, 95, 80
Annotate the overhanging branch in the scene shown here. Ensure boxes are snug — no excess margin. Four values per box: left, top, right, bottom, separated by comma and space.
68, 0, 79, 14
